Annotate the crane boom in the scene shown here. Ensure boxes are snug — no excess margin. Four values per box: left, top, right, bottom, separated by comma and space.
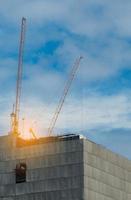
12, 18, 26, 135
48, 56, 83, 136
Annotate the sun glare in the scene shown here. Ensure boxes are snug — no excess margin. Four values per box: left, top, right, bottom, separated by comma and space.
19, 119, 38, 140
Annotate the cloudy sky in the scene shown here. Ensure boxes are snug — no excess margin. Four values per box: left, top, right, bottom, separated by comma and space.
0, 0, 131, 159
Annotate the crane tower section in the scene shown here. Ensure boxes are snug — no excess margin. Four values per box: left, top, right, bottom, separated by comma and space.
11, 18, 26, 136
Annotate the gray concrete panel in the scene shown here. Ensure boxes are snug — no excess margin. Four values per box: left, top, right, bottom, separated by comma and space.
0, 135, 131, 199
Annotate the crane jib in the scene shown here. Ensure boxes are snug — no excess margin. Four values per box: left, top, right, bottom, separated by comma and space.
48, 56, 83, 136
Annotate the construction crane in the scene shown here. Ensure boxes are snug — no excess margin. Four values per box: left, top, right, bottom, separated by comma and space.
48, 56, 83, 136
29, 128, 37, 140
11, 18, 26, 136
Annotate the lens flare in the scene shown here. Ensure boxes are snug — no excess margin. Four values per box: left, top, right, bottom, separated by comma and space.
19, 118, 38, 140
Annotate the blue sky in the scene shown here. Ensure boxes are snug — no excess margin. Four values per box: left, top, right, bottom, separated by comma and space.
0, 0, 131, 159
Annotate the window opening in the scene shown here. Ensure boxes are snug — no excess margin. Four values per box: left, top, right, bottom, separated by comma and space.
15, 163, 27, 183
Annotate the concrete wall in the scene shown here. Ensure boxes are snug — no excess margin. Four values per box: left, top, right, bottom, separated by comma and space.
0, 136, 84, 200
83, 140, 131, 200
0, 135, 131, 200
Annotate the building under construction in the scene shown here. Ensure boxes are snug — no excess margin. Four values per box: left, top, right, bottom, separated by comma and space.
0, 133, 131, 200
0, 18, 131, 200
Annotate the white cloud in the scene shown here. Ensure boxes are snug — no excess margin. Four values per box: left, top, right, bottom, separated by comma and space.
0, 0, 131, 160
0, 0, 131, 82
1, 92, 131, 136
11, 92, 131, 139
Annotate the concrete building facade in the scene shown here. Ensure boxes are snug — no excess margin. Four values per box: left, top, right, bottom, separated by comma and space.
0, 134, 130, 200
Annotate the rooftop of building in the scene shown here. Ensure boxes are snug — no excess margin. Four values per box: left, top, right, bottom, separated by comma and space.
0, 133, 130, 164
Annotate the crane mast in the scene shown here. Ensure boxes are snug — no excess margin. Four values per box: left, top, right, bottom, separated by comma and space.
48, 56, 83, 136
11, 18, 26, 136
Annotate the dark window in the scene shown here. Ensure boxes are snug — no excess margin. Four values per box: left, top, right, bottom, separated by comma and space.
15, 163, 27, 183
